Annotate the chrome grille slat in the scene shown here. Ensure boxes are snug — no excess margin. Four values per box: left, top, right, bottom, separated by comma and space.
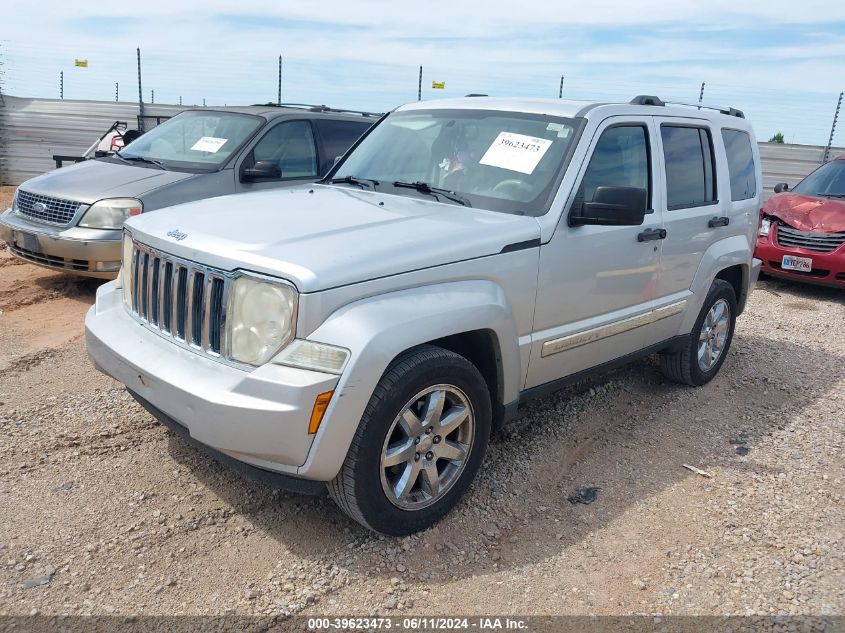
126, 241, 230, 360
777, 226, 845, 253
14, 190, 83, 226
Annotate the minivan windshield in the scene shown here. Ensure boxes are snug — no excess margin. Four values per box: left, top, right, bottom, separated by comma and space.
116, 110, 263, 172
792, 159, 845, 198
332, 109, 581, 215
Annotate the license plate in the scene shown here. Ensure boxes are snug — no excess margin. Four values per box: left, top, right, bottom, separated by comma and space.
782, 255, 812, 272
12, 230, 42, 254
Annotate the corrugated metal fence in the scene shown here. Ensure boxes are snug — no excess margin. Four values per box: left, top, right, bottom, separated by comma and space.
0, 96, 185, 185
1, 95, 844, 193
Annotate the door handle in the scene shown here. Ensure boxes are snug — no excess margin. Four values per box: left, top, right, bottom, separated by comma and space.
637, 228, 667, 242
708, 216, 730, 228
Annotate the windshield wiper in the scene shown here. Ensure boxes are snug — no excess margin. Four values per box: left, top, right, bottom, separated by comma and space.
114, 152, 166, 170
330, 175, 379, 189
821, 193, 845, 198
391, 181, 471, 207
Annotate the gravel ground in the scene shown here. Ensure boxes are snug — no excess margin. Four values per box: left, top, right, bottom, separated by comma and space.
0, 182, 842, 619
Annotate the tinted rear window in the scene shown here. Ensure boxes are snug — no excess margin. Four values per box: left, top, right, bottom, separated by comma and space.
661, 125, 717, 209
315, 119, 373, 172
721, 129, 756, 201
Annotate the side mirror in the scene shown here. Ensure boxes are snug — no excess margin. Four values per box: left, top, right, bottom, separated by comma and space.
774, 182, 789, 193
241, 160, 281, 182
333, 155, 343, 167
570, 186, 647, 227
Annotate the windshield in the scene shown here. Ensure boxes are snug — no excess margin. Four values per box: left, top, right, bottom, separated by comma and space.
117, 110, 263, 172
792, 159, 845, 198
332, 109, 581, 215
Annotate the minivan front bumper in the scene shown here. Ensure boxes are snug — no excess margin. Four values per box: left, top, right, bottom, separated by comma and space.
85, 282, 340, 483
0, 209, 121, 279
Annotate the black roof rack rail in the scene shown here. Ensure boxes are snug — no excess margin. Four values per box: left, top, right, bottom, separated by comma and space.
629, 95, 744, 118
253, 102, 382, 117
629, 95, 665, 106
465, 93, 488, 97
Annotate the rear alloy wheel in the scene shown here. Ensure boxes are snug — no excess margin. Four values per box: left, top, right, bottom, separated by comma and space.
328, 345, 491, 535
660, 279, 737, 386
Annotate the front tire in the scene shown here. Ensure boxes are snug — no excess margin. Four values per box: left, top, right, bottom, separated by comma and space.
328, 345, 491, 535
660, 279, 737, 386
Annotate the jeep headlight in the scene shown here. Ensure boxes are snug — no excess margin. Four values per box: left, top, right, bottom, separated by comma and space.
78, 198, 143, 229
228, 276, 297, 366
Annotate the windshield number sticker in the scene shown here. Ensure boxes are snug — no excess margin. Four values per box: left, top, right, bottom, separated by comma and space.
190, 137, 228, 153
479, 132, 553, 174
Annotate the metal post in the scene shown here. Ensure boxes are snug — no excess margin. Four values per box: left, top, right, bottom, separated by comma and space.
698, 82, 705, 109
277, 55, 282, 105
115, 82, 119, 102
136, 48, 145, 132
418, 66, 422, 101
203, 98, 206, 107
179, 96, 182, 106
823, 91, 843, 164
559, 76, 564, 99
60, 71, 63, 99
151, 89, 154, 104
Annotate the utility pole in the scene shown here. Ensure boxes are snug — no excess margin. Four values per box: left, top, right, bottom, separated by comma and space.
59, 71, 64, 99
277, 55, 282, 105
115, 82, 119, 102
698, 82, 705, 109
558, 76, 564, 99
136, 47, 145, 132
823, 91, 843, 164
418, 66, 422, 101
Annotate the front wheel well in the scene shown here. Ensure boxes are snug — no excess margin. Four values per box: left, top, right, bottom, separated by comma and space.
422, 330, 505, 430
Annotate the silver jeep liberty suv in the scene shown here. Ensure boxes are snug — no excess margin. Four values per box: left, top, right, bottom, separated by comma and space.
86, 95, 762, 535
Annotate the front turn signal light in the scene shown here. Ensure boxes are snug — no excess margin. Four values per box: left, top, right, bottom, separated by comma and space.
308, 391, 334, 435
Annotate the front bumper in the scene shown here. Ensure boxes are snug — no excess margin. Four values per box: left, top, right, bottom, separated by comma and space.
0, 209, 121, 279
85, 282, 340, 480
755, 234, 845, 288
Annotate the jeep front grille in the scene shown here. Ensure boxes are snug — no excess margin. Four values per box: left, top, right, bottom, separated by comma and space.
776, 225, 845, 253
15, 190, 83, 226
128, 241, 229, 357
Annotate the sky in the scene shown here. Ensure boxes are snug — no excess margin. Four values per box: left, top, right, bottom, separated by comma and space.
1, 0, 844, 145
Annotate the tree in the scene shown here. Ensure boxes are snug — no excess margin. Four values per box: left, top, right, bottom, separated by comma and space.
769, 132, 785, 143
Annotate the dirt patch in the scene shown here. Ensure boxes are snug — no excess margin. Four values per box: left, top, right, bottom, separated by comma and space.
0, 247, 842, 619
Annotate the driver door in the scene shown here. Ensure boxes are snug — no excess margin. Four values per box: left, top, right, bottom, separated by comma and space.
235, 120, 319, 192
526, 116, 665, 389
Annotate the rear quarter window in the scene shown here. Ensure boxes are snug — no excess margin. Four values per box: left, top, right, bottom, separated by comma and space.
721, 129, 757, 201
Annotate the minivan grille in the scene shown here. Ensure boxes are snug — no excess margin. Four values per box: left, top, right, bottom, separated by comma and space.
15, 190, 83, 226
127, 241, 229, 357
776, 225, 845, 253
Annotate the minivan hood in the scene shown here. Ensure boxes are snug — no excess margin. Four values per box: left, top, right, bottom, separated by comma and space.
126, 185, 541, 293
763, 192, 845, 232
19, 159, 197, 204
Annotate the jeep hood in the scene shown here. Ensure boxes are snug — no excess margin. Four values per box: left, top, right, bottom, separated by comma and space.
126, 185, 541, 292
763, 192, 845, 232
20, 158, 196, 204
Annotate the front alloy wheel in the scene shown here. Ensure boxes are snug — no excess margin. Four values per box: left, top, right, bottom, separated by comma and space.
328, 345, 491, 535
380, 385, 475, 510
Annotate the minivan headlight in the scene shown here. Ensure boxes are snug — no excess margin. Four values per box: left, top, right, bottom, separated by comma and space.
228, 276, 297, 366
78, 198, 143, 229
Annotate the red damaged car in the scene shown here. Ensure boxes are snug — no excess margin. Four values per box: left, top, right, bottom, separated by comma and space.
755, 156, 845, 288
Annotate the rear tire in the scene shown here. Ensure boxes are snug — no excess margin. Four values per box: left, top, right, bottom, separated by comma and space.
660, 279, 737, 386
328, 345, 491, 535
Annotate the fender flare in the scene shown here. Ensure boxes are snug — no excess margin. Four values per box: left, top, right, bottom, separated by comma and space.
681, 234, 752, 333
295, 280, 521, 481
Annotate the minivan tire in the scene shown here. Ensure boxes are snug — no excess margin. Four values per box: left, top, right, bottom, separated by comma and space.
660, 279, 737, 387
328, 345, 491, 535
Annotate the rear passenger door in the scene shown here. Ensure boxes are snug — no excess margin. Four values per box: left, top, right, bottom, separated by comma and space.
235, 119, 319, 192
313, 118, 373, 176
652, 120, 723, 301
